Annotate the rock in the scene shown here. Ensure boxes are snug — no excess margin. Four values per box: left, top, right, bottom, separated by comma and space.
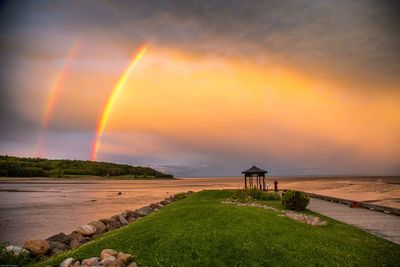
48, 241, 69, 252
136, 206, 153, 217
88, 220, 106, 234
116, 252, 134, 265
5, 245, 29, 256
99, 255, 117, 265
24, 239, 50, 256
69, 239, 80, 249
160, 199, 171, 205
67, 231, 84, 242
149, 203, 163, 209
76, 224, 97, 236
60, 257, 77, 267
100, 249, 118, 259
120, 210, 139, 222
81, 256, 101, 266
46, 232, 70, 244
118, 214, 129, 225
100, 218, 121, 231
72, 260, 81, 267
127, 262, 138, 267
50, 248, 63, 256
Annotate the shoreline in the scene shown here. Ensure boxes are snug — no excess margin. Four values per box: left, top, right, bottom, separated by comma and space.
1, 176, 399, 245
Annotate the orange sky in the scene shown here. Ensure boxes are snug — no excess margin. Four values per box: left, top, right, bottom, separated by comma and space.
1, 1, 399, 176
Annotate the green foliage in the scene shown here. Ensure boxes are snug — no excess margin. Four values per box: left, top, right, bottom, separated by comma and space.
231, 188, 281, 202
0, 155, 174, 178
282, 190, 310, 211
0, 245, 33, 266
34, 190, 400, 267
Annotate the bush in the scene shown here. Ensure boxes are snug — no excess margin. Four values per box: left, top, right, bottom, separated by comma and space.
282, 190, 310, 211
231, 189, 281, 202
0, 245, 32, 266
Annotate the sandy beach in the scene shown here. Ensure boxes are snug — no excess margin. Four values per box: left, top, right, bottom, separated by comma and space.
0, 176, 399, 245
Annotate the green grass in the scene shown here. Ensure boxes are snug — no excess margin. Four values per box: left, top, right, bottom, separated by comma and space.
34, 190, 399, 267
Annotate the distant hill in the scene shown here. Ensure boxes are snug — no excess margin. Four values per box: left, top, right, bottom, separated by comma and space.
0, 155, 174, 179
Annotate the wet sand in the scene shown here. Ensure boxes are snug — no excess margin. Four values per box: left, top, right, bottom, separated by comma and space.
0, 176, 399, 245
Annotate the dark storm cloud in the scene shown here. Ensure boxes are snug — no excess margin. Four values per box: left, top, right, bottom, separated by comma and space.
2, 0, 400, 84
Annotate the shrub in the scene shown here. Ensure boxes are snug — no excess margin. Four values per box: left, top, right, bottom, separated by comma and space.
231, 189, 281, 202
231, 189, 252, 203
282, 190, 310, 211
0, 245, 32, 266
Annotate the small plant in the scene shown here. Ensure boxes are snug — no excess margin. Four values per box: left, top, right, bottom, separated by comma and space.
231, 189, 281, 202
231, 189, 252, 202
0, 245, 33, 266
282, 190, 310, 211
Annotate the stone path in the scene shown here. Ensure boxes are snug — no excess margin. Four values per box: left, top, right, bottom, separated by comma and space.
308, 198, 400, 245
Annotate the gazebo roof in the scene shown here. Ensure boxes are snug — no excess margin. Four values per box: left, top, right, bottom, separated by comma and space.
242, 165, 268, 174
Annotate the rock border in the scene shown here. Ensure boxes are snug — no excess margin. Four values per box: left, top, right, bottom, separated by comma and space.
6, 191, 194, 263
222, 200, 327, 226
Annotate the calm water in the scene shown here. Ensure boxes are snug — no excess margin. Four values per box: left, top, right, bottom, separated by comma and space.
0, 178, 242, 245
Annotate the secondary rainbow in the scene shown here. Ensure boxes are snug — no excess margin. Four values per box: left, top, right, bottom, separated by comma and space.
35, 41, 80, 157
90, 45, 148, 161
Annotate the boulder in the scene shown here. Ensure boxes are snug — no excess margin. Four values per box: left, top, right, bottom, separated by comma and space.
99, 255, 117, 265
100, 218, 121, 231
118, 214, 129, 225
160, 199, 171, 205
76, 224, 97, 236
49, 248, 63, 256
88, 220, 106, 234
100, 249, 118, 259
136, 206, 153, 217
5, 245, 29, 256
121, 210, 139, 222
116, 252, 134, 265
46, 232, 70, 244
59, 257, 76, 267
48, 241, 69, 252
69, 239, 80, 249
127, 262, 138, 267
150, 203, 163, 209
81, 256, 101, 266
67, 231, 84, 242
24, 239, 50, 256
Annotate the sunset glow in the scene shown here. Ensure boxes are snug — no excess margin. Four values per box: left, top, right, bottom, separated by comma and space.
90, 45, 148, 161
1, 1, 399, 176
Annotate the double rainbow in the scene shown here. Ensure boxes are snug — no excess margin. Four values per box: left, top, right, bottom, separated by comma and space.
35, 41, 80, 157
90, 45, 148, 161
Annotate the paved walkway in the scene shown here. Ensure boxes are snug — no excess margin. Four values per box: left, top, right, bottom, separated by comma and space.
308, 198, 400, 245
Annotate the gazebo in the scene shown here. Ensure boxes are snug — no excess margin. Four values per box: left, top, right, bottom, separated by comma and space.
242, 165, 268, 190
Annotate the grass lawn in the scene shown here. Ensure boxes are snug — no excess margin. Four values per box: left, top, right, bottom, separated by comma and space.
35, 190, 399, 267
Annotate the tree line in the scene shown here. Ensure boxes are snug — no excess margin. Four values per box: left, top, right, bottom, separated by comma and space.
0, 155, 174, 178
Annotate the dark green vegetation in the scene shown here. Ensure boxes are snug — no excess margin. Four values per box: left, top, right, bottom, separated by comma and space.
231, 188, 281, 202
35, 190, 399, 267
282, 190, 310, 211
0, 245, 32, 266
0, 155, 173, 178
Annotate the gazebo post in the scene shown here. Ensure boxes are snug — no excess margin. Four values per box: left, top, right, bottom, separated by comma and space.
242, 165, 268, 191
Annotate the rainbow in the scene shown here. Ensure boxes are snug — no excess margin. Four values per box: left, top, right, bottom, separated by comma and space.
35, 41, 80, 157
90, 45, 148, 161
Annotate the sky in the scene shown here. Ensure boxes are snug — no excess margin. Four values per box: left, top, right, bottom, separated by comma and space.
0, 0, 399, 176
